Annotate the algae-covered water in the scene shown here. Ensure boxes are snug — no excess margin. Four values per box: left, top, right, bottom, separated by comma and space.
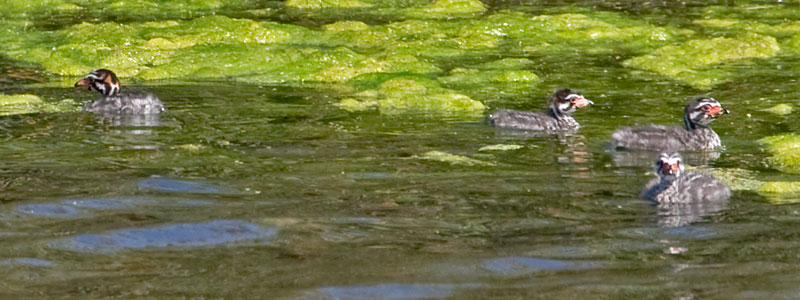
3, 0, 800, 299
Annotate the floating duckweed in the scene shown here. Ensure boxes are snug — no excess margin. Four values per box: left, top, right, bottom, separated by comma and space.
707, 167, 763, 192
0, 5, 701, 117
376, 78, 485, 115
0, 94, 80, 116
787, 33, 800, 52
421, 151, 494, 166
693, 19, 800, 35
1, 0, 259, 18
702, 5, 800, 23
758, 181, 800, 204
286, 0, 373, 9
707, 167, 800, 203
341, 78, 485, 115
476, 58, 536, 70
324, 21, 370, 32
478, 144, 524, 151
440, 70, 539, 85
440, 58, 540, 88
758, 181, 800, 194
174, 144, 207, 152
309, 53, 441, 82
458, 11, 690, 56
142, 15, 290, 47
404, 0, 486, 19
623, 33, 779, 89
56, 3, 82, 11
2, 16, 293, 77
337, 98, 377, 112
758, 134, 800, 174
760, 103, 793, 115
143, 21, 181, 28
693, 19, 738, 28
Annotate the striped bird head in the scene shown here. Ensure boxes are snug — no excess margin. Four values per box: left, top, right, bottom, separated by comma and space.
684, 97, 728, 129
655, 152, 684, 179
75, 69, 120, 96
548, 88, 593, 116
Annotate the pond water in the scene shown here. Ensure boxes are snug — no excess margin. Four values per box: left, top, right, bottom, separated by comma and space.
3, 0, 800, 299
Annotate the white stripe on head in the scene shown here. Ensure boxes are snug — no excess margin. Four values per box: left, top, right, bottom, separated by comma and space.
85, 72, 104, 80
659, 153, 682, 165
694, 98, 720, 108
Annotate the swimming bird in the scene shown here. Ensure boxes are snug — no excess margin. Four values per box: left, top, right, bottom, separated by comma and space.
612, 97, 728, 151
641, 152, 731, 204
75, 69, 164, 114
489, 89, 593, 133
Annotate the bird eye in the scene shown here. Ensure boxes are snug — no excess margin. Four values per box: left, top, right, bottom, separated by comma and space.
701, 104, 711, 110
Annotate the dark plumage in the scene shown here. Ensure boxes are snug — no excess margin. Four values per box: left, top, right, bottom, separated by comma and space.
611, 97, 728, 151
641, 152, 731, 204
489, 89, 593, 133
75, 69, 164, 114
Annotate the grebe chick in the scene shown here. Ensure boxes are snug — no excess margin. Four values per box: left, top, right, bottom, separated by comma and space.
641, 152, 731, 204
489, 89, 593, 133
75, 69, 164, 114
612, 97, 728, 151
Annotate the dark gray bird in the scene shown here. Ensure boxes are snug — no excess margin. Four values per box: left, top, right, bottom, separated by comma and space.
488, 89, 593, 133
641, 152, 731, 204
611, 97, 728, 151
75, 69, 165, 115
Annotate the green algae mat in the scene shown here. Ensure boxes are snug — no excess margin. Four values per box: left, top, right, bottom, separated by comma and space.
6, 0, 795, 115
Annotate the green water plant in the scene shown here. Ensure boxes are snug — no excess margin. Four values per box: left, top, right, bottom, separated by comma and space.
0, 94, 80, 116
285, 0, 373, 9
623, 33, 780, 89
477, 144, 524, 151
420, 150, 494, 166
760, 103, 793, 115
339, 77, 485, 115
758, 134, 800, 174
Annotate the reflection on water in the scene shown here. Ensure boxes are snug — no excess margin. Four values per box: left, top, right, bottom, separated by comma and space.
138, 177, 224, 194
655, 200, 728, 228
310, 283, 481, 300
52, 220, 277, 253
610, 149, 722, 168
481, 257, 600, 276
0, 258, 53, 267
96, 113, 162, 129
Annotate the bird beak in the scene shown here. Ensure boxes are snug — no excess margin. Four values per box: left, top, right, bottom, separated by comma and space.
707, 105, 729, 117
660, 162, 679, 176
75, 78, 92, 89
571, 96, 594, 108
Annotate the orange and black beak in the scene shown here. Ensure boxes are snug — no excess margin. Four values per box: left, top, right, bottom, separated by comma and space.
75, 78, 93, 90
660, 162, 680, 176
706, 105, 729, 118
568, 95, 594, 108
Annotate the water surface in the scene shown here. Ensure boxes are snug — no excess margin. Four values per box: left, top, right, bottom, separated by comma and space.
2, 1, 800, 299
